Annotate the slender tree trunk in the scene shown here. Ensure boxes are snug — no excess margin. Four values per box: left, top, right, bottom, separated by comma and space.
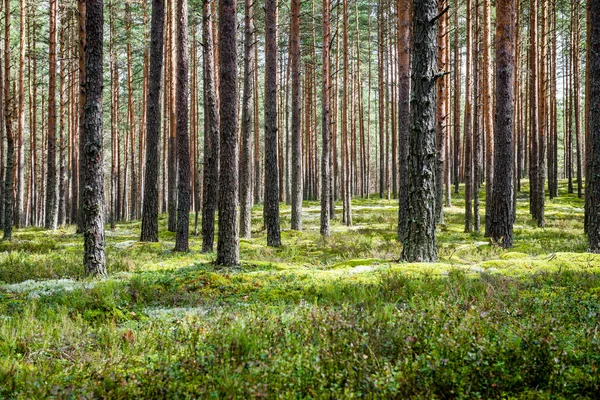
3, 0, 11, 238
401, 0, 438, 262
489, 0, 515, 248
264, 0, 281, 247
167, 1, 177, 232
16, 0, 25, 228
45, 0, 58, 230
202, 0, 220, 252
573, 1, 583, 199
140, 0, 165, 242
239, 0, 254, 239
529, 0, 541, 224
320, 0, 331, 237
216, 0, 240, 266
464, 0, 473, 232
82, 0, 106, 277
126, 1, 137, 221
435, 0, 447, 224
290, 0, 302, 230
452, 0, 461, 195
483, 0, 493, 235
58, 14, 67, 226
174, 0, 190, 252
342, 0, 352, 225
77, 0, 86, 233
398, 0, 411, 240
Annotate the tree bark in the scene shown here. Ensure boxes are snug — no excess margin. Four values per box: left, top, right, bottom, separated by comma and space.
397, 0, 411, 240
264, 0, 281, 247
202, 0, 220, 252
489, 0, 515, 248
239, 0, 254, 239
587, 0, 600, 252
45, 0, 58, 230
401, 0, 438, 262
216, 0, 239, 265
140, 0, 165, 242
82, 0, 106, 276
174, 0, 190, 252
320, 0, 331, 237
290, 0, 302, 230
464, 0, 473, 233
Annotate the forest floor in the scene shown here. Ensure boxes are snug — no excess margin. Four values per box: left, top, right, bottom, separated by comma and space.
1, 180, 600, 398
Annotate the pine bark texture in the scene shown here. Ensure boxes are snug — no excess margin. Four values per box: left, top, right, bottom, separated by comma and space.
264, 0, 281, 247
587, 0, 600, 252
489, 0, 515, 248
239, 0, 254, 239
401, 0, 438, 262
174, 0, 190, 252
82, 0, 106, 276
140, 0, 164, 242
216, 0, 239, 265
202, 0, 219, 252
397, 0, 411, 241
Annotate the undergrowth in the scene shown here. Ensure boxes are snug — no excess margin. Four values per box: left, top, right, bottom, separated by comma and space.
1, 180, 599, 398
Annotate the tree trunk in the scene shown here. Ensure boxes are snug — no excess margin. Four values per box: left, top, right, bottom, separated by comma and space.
45, 0, 58, 230
264, 0, 281, 247
489, 0, 515, 248
3, 0, 11, 238
452, 0, 461, 195
435, 0, 447, 225
167, 1, 177, 232
587, 0, 600, 252
216, 0, 240, 265
483, 0, 493, 235
174, 0, 190, 252
126, 1, 137, 221
290, 0, 302, 230
401, 0, 438, 262
58, 13, 67, 226
320, 0, 331, 237
464, 0, 473, 233
77, 0, 86, 233
239, 0, 254, 239
16, 0, 25, 228
82, 0, 106, 277
397, 0, 411, 240
202, 0, 220, 252
141, 0, 164, 242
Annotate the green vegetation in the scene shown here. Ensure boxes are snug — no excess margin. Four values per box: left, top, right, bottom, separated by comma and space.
1, 181, 599, 398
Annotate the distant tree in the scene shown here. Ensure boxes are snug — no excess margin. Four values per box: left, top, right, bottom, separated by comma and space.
45, 0, 58, 230
489, 0, 515, 248
174, 0, 190, 252
140, 0, 165, 243
587, 0, 600, 252
216, 0, 240, 265
401, 0, 438, 262
81, 0, 106, 276
290, 0, 302, 231
264, 0, 281, 247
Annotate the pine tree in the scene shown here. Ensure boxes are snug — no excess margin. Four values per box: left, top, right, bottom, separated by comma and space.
81, 0, 106, 276
401, 0, 438, 262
